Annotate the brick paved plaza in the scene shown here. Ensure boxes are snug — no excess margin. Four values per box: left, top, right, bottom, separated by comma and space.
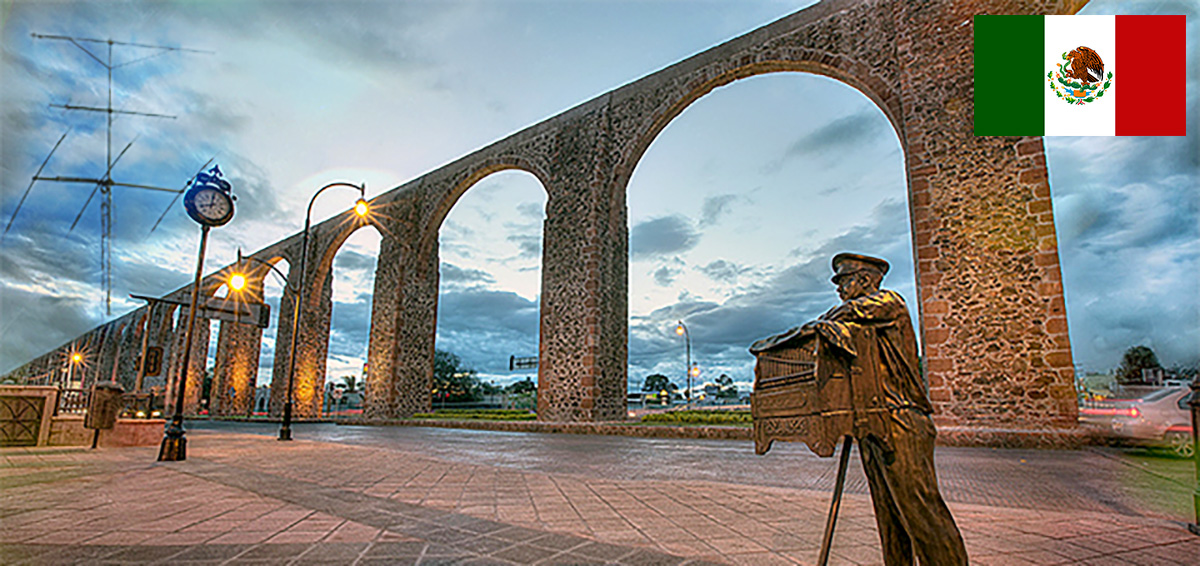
3, 425, 1198, 565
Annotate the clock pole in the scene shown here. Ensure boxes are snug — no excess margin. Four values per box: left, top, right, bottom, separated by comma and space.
158, 224, 211, 461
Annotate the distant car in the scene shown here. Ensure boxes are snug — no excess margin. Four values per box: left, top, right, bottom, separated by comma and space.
1079, 386, 1194, 458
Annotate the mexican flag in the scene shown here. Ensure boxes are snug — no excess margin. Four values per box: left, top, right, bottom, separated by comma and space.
973, 15, 1186, 136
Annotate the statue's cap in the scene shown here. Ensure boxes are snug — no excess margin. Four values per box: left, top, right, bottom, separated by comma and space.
831, 252, 890, 283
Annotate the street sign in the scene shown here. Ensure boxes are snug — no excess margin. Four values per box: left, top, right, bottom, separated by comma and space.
509, 355, 538, 371
202, 296, 270, 328
139, 346, 163, 377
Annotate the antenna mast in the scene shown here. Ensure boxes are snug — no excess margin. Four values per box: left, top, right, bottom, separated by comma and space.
14, 33, 213, 314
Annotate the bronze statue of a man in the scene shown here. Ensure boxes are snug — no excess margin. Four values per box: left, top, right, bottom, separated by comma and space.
808, 252, 967, 565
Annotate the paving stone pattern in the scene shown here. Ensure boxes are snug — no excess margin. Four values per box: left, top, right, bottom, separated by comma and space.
3, 431, 1199, 565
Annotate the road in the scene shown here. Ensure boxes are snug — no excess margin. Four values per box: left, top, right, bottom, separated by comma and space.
190, 420, 1195, 523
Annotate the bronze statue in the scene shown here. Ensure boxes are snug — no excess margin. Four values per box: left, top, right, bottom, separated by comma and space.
750, 253, 967, 566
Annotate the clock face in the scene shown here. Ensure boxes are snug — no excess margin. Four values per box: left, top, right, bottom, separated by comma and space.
184, 187, 235, 226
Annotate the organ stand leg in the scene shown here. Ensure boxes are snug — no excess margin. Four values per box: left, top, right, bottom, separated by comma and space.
818, 435, 854, 566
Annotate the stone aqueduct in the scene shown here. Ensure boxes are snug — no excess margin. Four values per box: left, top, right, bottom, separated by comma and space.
8, 0, 1087, 431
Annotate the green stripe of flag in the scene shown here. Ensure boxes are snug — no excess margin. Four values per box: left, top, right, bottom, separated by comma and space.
974, 16, 1044, 136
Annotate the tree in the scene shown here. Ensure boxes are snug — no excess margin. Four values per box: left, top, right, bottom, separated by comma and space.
505, 377, 536, 395
642, 373, 671, 392
341, 375, 358, 392
478, 380, 501, 396
433, 350, 480, 402
716, 373, 738, 399
1170, 365, 1198, 382
1115, 345, 1162, 385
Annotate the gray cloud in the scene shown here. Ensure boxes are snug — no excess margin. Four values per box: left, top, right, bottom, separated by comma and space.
440, 263, 495, 287
516, 201, 544, 219
652, 263, 682, 287
757, 110, 888, 175
329, 296, 373, 361
700, 194, 740, 225
1048, 143, 1199, 370
333, 249, 377, 273
0, 231, 100, 288
785, 111, 883, 156
630, 215, 699, 260
0, 287, 98, 374
697, 259, 746, 284
436, 287, 539, 375
442, 219, 475, 241
507, 233, 541, 259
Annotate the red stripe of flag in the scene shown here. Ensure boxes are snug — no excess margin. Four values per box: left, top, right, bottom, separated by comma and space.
1115, 15, 1187, 136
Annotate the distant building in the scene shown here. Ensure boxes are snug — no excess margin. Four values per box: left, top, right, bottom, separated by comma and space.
254, 386, 270, 414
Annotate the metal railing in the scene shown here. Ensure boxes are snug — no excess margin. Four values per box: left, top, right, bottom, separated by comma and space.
54, 388, 89, 415
53, 387, 167, 418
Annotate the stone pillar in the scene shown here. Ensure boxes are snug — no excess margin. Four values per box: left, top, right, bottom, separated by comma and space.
165, 309, 210, 416
294, 268, 332, 418
896, 0, 1078, 431
186, 314, 210, 416
87, 328, 109, 386
364, 229, 401, 419
363, 219, 437, 419
270, 279, 296, 417
538, 112, 629, 422
145, 303, 177, 393
212, 317, 263, 417
115, 316, 142, 391
93, 322, 121, 388
270, 238, 334, 420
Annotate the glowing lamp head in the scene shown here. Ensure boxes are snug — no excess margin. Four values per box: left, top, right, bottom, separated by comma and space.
690, 366, 700, 378
675, 324, 685, 336
71, 353, 82, 363
354, 199, 369, 217
229, 273, 247, 291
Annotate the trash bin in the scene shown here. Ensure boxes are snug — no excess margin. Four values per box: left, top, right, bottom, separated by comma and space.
85, 383, 125, 431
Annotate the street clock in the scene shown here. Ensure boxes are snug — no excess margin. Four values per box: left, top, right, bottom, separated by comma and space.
183, 166, 236, 227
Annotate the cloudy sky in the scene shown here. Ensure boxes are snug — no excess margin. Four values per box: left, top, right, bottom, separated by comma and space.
1, 0, 1196, 395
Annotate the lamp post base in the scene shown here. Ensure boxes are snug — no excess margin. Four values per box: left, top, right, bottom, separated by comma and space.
278, 402, 293, 441
158, 423, 186, 461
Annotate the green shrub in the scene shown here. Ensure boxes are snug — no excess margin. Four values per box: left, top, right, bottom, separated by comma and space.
640, 410, 751, 425
412, 409, 536, 421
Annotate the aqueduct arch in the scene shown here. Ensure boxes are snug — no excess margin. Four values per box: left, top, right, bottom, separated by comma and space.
8, 0, 1084, 435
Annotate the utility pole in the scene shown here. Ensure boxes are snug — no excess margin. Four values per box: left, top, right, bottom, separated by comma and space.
4, 34, 213, 314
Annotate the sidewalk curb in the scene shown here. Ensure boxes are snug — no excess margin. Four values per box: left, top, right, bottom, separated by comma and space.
334, 418, 1101, 448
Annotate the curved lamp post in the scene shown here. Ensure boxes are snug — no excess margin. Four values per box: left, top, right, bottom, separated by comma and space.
675, 321, 698, 408
279, 182, 368, 441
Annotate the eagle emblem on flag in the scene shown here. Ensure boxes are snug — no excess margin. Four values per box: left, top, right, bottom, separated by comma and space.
1048, 46, 1114, 106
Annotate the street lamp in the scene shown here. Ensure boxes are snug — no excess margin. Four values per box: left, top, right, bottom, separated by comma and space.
69, 352, 83, 388
675, 321, 693, 408
279, 182, 369, 441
